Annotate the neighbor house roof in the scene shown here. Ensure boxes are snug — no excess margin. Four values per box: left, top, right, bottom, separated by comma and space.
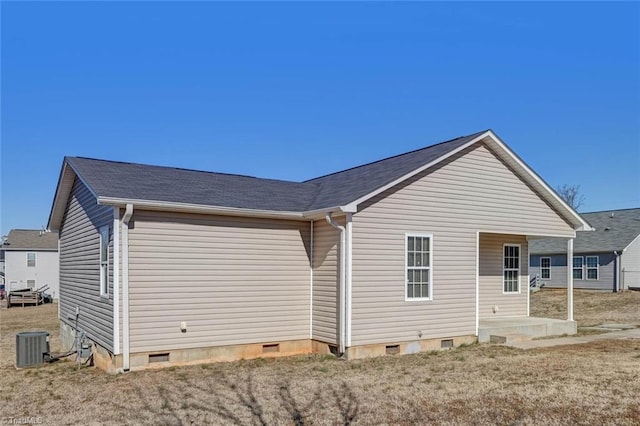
1, 229, 59, 251
530, 208, 640, 254
48, 129, 591, 232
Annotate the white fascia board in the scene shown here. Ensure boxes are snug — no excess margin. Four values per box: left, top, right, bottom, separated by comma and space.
47, 162, 74, 231
303, 206, 354, 220
48, 160, 101, 231
345, 132, 491, 210
485, 131, 593, 232
622, 233, 640, 253
98, 197, 307, 220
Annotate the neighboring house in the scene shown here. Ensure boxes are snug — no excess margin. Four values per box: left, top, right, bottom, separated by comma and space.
0, 248, 5, 284
1, 229, 60, 299
530, 208, 640, 291
48, 129, 590, 373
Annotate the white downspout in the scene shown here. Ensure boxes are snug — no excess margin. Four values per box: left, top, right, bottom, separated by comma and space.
613, 251, 620, 292
345, 213, 352, 347
309, 220, 314, 339
112, 207, 120, 355
326, 212, 346, 355
567, 238, 574, 321
121, 203, 133, 371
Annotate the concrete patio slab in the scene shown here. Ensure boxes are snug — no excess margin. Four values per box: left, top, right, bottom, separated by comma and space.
505, 327, 640, 350
478, 316, 577, 343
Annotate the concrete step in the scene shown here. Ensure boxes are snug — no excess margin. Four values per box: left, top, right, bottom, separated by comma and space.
489, 333, 532, 344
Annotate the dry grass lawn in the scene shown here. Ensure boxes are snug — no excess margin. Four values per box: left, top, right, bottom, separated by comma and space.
0, 290, 639, 425
530, 288, 640, 327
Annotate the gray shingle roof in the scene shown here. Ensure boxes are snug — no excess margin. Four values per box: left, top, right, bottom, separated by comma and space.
305, 130, 487, 210
530, 208, 640, 254
66, 130, 487, 212
67, 157, 316, 212
1, 229, 59, 251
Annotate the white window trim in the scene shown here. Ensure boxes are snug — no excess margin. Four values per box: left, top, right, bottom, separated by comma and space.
586, 255, 599, 280
573, 256, 584, 280
27, 252, 36, 267
540, 257, 551, 280
503, 244, 521, 294
405, 233, 433, 302
100, 225, 110, 298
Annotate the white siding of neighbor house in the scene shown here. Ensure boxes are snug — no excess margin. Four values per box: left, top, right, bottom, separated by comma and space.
59, 178, 114, 351
350, 142, 574, 346
478, 234, 528, 318
311, 218, 341, 344
621, 236, 640, 289
127, 210, 311, 353
5, 250, 59, 298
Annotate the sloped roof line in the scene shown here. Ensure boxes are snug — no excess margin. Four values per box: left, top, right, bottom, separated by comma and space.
1, 229, 59, 251
47, 129, 589, 232
530, 208, 640, 254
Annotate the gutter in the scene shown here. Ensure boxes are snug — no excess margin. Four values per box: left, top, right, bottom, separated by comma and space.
325, 212, 348, 355
121, 204, 133, 371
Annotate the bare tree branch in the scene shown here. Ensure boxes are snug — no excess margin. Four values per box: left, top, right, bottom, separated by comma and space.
556, 184, 585, 210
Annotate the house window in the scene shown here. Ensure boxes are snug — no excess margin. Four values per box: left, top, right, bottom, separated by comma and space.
586, 256, 599, 280
503, 245, 520, 293
406, 235, 432, 300
27, 280, 36, 289
27, 252, 36, 267
573, 256, 584, 280
100, 226, 109, 297
540, 257, 551, 279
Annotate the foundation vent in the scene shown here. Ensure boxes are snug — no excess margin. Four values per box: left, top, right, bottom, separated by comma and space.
262, 343, 280, 353
441, 339, 454, 349
149, 353, 170, 363
385, 344, 400, 355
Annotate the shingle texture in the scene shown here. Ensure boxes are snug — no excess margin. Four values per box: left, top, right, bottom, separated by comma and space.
2, 229, 59, 251
66, 130, 488, 212
530, 208, 640, 254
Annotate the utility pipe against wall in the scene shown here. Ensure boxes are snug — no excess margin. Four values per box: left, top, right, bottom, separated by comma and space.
326, 213, 346, 355
121, 204, 133, 371
613, 251, 620, 292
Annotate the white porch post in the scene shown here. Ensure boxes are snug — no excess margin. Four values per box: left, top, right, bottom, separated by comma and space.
567, 238, 574, 321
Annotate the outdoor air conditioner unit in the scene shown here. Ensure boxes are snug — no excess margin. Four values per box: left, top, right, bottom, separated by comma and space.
16, 331, 50, 368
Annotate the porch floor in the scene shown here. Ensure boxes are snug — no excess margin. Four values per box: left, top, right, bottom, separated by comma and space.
478, 316, 577, 344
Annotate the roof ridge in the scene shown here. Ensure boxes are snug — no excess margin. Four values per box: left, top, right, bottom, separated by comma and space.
303, 130, 489, 183
581, 207, 640, 215
68, 156, 306, 186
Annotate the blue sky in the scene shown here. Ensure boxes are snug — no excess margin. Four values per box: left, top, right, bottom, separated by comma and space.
1, 1, 639, 236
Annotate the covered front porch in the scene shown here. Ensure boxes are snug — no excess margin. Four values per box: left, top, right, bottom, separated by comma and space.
477, 232, 578, 343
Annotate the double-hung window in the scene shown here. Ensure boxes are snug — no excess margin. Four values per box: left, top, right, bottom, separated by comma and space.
503, 245, 520, 293
27, 252, 36, 267
573, 256, 584, 280
540, 257, 551, 279
406, 235, 432, 300
586, 256, 599, 280
99, 226, 109, 297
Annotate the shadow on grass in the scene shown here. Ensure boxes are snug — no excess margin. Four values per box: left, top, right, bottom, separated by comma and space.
124, 371, 359, 426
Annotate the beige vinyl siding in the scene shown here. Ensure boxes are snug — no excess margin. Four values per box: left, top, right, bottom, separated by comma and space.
478, 234, 528, 318
59, 178, 114, 351
127, 211, 311, 353
351, 143, 574, 346
311, 218, 340, 344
